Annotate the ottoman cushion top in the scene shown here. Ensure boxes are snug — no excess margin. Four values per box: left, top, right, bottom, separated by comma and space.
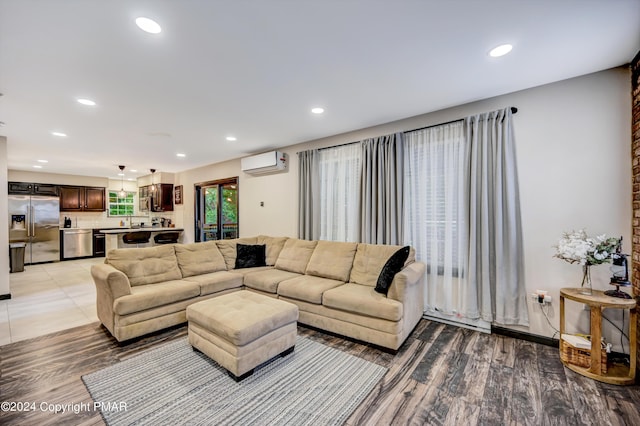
187, 290, 298, 346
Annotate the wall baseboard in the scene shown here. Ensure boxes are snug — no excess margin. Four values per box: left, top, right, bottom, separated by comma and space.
491, 325, 559, 347
491, 325, 631, 364
0, 293, 11, 300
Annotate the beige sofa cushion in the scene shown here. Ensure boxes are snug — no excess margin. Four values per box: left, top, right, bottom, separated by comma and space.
322, 283, 403, 321
257, 235, 289, 266
182, 271, 244, 296
244, 269, 302, 294
277, 275, 344, 304
216, 237, 258, 270
107, 245, 182, 286
114, 280, 201, 315
349, 243, 416, 287
174, 241, 227, 277
274, 239, 317, 274
228, 266, 273, 277
305, 240, 357, 282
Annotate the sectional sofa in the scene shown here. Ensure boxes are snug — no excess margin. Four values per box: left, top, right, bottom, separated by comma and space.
90, 235, 426, 350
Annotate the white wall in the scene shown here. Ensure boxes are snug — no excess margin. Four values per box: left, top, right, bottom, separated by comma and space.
0, 137, 9, 296
174, 67, 632, 346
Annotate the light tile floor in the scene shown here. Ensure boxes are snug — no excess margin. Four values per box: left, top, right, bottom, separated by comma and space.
0, 257, 103, 345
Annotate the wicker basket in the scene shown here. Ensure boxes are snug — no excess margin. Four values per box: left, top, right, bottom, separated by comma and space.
560, 338, 607, 373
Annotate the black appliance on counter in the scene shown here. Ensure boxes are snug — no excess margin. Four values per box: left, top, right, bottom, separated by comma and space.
63, 217, 72, 228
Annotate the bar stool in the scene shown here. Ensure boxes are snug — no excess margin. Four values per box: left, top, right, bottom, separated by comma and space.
153, 232, 180, 245
122, 231, 151, 248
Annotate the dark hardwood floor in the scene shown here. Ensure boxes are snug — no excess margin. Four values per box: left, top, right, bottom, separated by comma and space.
1, 319, 639, 425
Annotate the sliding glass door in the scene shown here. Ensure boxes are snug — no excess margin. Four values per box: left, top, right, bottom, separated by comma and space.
195, 178, 238, 241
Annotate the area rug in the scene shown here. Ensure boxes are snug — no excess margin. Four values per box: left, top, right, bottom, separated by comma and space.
82, 336, 387, 425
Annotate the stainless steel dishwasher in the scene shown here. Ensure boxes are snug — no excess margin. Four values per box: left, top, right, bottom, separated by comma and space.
62, 229, 93, 259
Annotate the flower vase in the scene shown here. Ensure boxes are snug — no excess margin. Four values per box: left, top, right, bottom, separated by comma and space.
580, 264, 592, 295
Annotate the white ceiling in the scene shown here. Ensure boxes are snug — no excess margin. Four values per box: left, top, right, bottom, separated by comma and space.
1, 0, 639, 181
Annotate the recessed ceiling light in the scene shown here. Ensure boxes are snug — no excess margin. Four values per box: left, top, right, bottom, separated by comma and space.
118, 173, 125, 176
130, 169, 138, 173
51, 131, 67, 137
77, 98, 96, 106
136, 17, 162, 34
177, 153, 186, 158
226, 136, 237, 142
489, 44, 513, 58
33, 165, 42, 169
37, 159, 48, 163
311, 107, 325, 114
127, 178, 135, 181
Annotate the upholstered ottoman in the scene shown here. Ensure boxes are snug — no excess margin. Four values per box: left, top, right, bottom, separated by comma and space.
186, 290, 298, 381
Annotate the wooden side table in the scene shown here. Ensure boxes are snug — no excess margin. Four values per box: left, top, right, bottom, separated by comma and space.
559, 288, 637, 385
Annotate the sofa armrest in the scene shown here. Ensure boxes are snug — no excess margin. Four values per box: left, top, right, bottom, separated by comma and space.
387, 261, 426, 305
91, 264, 132, 300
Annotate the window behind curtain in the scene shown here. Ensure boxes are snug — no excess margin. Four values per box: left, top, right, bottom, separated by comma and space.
318, 143, 361, 242
403, 122, 468, 318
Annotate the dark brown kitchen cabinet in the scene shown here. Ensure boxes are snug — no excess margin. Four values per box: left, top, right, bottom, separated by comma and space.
152, 183, 174, 212
142, 183, 173, 212
84, 187, 106, 211
8, 181, 58, 196
60, 186, 105, 212
59, 186, 83, 211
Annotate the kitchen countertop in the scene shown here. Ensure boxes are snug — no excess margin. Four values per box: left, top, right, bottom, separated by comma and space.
99, 227, 184, 234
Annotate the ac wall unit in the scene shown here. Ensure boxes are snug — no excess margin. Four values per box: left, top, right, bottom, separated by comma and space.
241, 151, 287, 175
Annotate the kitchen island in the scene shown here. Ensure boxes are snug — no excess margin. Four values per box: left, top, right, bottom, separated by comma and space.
100, 227, 184, 252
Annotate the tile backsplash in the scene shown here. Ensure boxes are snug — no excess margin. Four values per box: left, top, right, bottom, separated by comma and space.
59, 211, 175, 229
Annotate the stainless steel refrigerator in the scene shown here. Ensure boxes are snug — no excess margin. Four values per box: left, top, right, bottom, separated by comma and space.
9, 195, 60, 264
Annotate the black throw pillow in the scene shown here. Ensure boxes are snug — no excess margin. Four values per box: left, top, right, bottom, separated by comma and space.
235, 244, 266, 269
374, 246, 410, 295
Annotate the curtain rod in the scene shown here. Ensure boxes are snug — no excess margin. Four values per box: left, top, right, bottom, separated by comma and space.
300, 107, 518, 154
403, 106, 518, 134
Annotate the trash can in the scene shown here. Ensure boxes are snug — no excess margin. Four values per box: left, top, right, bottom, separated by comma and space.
9, 243, 26, 273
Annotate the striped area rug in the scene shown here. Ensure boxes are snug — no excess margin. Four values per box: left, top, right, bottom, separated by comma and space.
83, 336, 387, 425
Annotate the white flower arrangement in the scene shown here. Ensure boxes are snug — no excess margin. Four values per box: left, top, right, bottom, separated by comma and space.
554, 229, 619, 265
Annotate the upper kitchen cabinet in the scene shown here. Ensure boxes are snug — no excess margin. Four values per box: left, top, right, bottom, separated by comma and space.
150, 184, 174, 212
60, 186, 83, 211
85, 187, 106, 211
139, 185, 149, 212
137, 171, 175, 212
8, 181, 59, 196
60, 186, 106, 212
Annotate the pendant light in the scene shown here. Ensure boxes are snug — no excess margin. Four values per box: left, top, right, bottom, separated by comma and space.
150, 169, 157, 192
118, 165, 126, 198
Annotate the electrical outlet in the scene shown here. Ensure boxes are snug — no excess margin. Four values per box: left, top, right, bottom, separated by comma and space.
530, 293, 552, 304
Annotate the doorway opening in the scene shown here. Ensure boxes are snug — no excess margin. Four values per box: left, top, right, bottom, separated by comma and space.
195, 177, 238, 241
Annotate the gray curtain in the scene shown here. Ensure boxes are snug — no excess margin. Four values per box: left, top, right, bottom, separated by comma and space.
298, 149, 321, 240
464, 108, 528, 326
359, 133, 404, 244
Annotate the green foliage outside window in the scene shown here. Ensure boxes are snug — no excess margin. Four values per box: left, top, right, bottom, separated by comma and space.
204, 187, 218, 224
222, 187, 237, 224
203, 186, 238, 224
108, 191, 135, 216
